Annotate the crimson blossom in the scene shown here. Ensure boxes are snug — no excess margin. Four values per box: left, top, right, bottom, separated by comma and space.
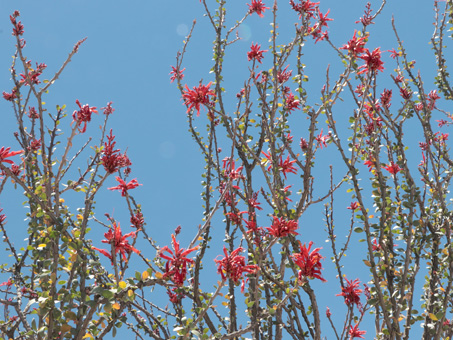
247, 43, 267, 64
266, 216, 299, 237
101, 130, 131, 174
214, 246, 258, 284
291, 241, 326, 282
92, 222, 139, 262
383, 162, 402, 175
348, 324, 366, 339
340, 30, 367, 56
71, 99, 98, 133
169, 66, 185, 83
247, 0, 270, 17
337, 277, 362, 308
159, 234, 199, 286
358, 47, 384, 75
0, 147, 23, 164
108, 176, 141, 196
182, 82, 215, 116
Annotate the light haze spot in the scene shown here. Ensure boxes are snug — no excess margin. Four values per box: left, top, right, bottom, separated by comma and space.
159, 141, 176, 159
176, 24, 189, 37
238, 24, 252, 41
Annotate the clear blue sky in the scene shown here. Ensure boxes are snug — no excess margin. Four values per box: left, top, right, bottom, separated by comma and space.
0, 0, 447, 338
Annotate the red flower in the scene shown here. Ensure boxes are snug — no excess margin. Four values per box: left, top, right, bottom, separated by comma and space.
214, 246, 258, 284
284, 92, 300, 112
355, 2, 374, 26
278, 155, 297, 179
358, 48, 384, 75
101, 130, 131, 174
289, 0, 319, 19
248, 192, 263, 211
182, 82, 215, 116
3, 90, 17, 101
0, 147, 23, 164
383, 162, 401, 175
72, 99, 98, 133
28, 106, 39, 119
347, 202, 360, 210
170, 66, 185, 83
388, 48, 401, 59
0, 209, 6, 225
28, 139, 41, 152
101, 101, 115, 115
400, 87, 412, 100
247, 0, 270, 17
222, 157, 244, 180
380, 89, 392, 108
20, 62, 46, 86
247, 43, 267, 64
337, 277, 362, 307
315, 129, 330, 149
93, 222, 139, 262
159, 234, 198, 286
0, 279, 13, 288
292, 241, 326, 282
326, 307, 331, 318
300, 138, 309, 150
130, 210, 144, 229
226, 211, 247, 225
108, 176, 141, 196
262, 152, 297, 179
372, 238, 381, 251
349, 324, 366, 339
340, 30, 367, 57
277, 65, 292, 83
267, 216, 299, 237
10, 14, 24, 36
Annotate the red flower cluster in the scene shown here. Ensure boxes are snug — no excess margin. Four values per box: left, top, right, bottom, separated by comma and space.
247, 43, 267, 64
383, 162, 401, 175
277, 65, 292, 83
358, 48, 384, 75
108, 176, 141, 196
72, 99, 98, 133
355, 2, 374, 26
3, 90, 17, 101
0, 147, 23, 164
159, 234, 198, 286
349, 324, 366, 339
101, 101, 115, 115
170, 66, 185, 83
309, 9, 333, 43
10, 11, 24, 36
247, 0, 270, 17
130, 210, 144, 229
28, 139, 41, 152
262, 152, 298, 179
101, 130, 131, 174
380, 89, 392, 108
182, 82, 215, 116
340, 30, 367, 57
267, 216, 299, 237
289, 0, 319, 19
337, 277, 362, 308
28, 106, 39, 119
292, 241, 326, 282
214, 246, 258, 284
400, 87, 412, 100
20, 61, 46, 86
284, 92, 300, 113
93, 222, 139, 262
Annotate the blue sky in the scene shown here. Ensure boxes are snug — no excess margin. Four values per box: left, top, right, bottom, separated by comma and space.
0, 0, 449, 338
